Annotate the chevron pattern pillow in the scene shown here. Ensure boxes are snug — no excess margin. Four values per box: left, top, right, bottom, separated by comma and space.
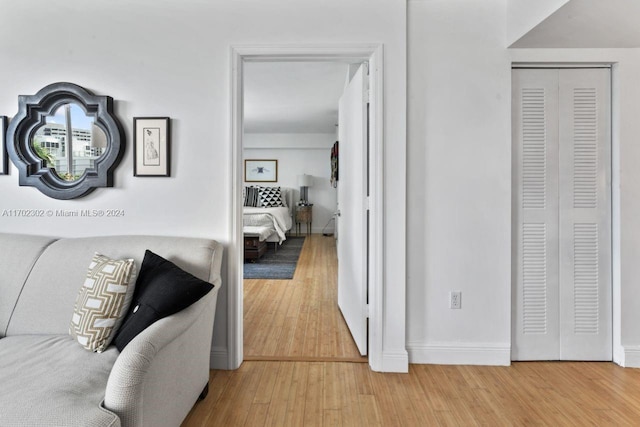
69, 253, 137, 352
259, 186, 285, 207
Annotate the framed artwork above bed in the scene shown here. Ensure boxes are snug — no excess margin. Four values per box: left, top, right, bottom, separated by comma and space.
245, 159, 277, 182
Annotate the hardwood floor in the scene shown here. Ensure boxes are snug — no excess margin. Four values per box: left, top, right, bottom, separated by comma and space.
183, 361, 640, 426
243, 234, 364, 362
183, 234, 640, 425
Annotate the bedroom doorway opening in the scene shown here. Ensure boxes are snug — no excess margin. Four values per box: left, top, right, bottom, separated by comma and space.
230, 46, 385, 371
240, 60, 366, 362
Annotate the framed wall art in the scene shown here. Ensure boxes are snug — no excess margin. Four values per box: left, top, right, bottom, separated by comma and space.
134, 117, 170, 177
0, 116, 7, 175
244, 159, 277, 182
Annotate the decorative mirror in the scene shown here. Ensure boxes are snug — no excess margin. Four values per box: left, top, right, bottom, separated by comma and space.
6, 82, 125, 199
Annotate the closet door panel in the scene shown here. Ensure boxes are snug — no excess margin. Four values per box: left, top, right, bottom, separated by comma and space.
558, 68, 612, 360
512, 69, 561, 360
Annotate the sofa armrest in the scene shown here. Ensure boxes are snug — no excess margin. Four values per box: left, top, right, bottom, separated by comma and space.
103, 285, 219, 427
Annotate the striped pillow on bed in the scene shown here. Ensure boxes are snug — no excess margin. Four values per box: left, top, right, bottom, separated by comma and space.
244, 186, 261, 207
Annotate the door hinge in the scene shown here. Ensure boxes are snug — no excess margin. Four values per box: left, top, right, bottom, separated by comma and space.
364, 304, 370, 318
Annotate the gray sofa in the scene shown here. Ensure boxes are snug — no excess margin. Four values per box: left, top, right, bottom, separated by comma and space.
0, 233, 222, 427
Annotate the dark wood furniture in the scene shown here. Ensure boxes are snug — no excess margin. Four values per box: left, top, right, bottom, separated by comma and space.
244, 235, 267, 260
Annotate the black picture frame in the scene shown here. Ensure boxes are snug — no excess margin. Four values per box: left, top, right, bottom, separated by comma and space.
0, 116, 7, 175
134, 117, 171, 177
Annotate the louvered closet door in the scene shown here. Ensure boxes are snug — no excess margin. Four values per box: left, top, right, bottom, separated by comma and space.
512, 68, 611, 361
512, 69, 561, 360
557, 69, 611, 360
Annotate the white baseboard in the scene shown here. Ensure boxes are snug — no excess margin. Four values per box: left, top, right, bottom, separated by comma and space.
378, 350, 409, 373
209, 346, 228, 369
407, 341, 511, 366
622, 346, 640, 368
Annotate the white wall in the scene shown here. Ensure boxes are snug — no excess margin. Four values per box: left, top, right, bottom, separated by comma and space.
0, 0, 406, 370
407, 0, 513, 365
244, 133, 337, 234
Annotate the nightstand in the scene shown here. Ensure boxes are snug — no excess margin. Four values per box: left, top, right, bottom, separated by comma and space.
295, 205, 313, 235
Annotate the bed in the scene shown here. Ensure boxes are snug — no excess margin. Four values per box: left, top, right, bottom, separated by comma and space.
242, 187, 294, 246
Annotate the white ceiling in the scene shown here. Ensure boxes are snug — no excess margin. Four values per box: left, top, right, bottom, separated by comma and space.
243, 61, 349, 134
511, 0, 640, 48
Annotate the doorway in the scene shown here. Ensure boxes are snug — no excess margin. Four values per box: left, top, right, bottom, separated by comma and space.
241, 60, 364, 361
229, 45, 385, 371
511, 67, 612, 361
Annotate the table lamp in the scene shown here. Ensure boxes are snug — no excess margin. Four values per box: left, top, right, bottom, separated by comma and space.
297, 174, 313, 205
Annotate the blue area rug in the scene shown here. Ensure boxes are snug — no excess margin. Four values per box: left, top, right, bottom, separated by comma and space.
243, 236, 305, 280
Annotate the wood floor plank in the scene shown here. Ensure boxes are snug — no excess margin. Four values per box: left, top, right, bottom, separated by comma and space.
263, 362, 295, 427
322, 362, 341, 411
336, 362, 364, 427
367, 371, 402, 426
243, 403, 269, 427
303, 363, 325, 426
252, 360, 279, 405
322, 409, 342, 427
357, 394, 382, 427
283, 362, 310, 426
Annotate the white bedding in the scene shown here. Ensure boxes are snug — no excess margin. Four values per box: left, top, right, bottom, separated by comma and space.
243, 226, 273, 241
243, 206, 292, 244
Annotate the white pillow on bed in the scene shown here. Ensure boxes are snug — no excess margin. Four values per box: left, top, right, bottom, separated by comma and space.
280, 189, 289, 208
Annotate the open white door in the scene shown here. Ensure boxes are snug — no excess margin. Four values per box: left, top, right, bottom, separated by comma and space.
337, 63, 368, 356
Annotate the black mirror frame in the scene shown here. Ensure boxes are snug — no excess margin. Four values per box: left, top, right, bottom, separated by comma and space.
6, 82, 125, 200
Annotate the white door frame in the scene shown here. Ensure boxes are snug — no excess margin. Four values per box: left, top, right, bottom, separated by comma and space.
229, 44, 386, 370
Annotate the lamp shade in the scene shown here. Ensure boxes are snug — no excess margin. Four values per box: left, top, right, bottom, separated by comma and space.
297, 174, 313, 187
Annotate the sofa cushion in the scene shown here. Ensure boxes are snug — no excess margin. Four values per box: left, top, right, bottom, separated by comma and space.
113, 250, 214, 351
0, 334, 120, 427
69, 253, 137, 352
6, 235, 220, 336
0, 233, 55, 337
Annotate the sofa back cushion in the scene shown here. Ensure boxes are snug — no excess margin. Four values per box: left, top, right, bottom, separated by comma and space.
6, 235, 222, 337
0, 233, 56, 337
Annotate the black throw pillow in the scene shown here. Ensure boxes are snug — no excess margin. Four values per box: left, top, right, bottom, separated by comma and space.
113, 250, 214, 351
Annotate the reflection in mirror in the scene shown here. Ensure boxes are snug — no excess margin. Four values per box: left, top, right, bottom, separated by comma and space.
31, 103, 107, 181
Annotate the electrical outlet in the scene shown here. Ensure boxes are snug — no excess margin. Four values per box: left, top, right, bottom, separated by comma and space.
450, 291, 462, 309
